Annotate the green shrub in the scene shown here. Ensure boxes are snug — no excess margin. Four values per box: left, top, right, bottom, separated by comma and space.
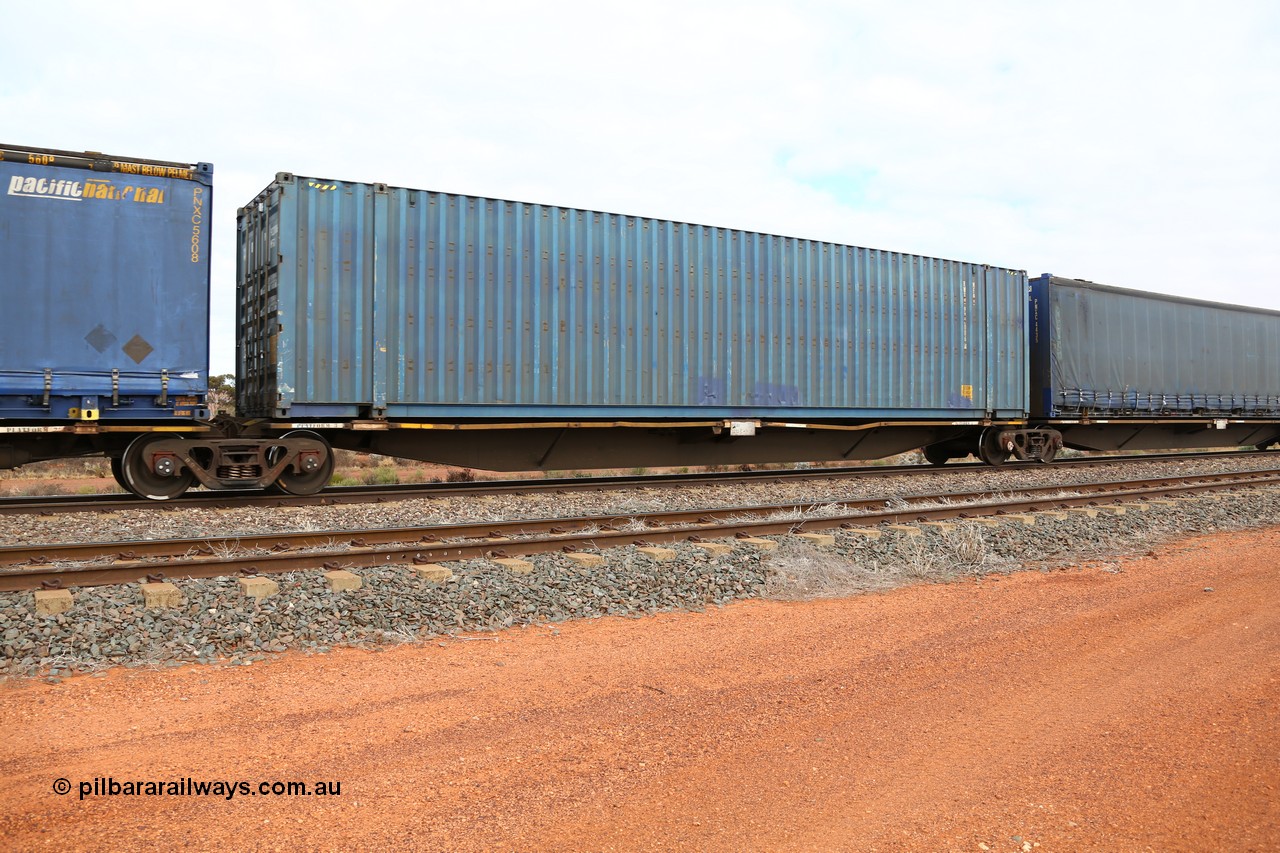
362, 467, 400, 486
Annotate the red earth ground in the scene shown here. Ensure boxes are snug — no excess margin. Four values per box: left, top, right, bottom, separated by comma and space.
1, 527, 1277, 851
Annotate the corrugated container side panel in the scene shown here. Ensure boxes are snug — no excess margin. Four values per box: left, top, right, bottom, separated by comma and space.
1, 148, 211, 420
241, 178, 1029, 418
235, 197, 260, 414
988, 267, 1028, 414
1034, 275, 1280, 416
280, 180, 377, 410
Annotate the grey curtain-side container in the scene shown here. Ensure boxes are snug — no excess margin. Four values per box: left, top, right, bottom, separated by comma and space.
1029, 275, 1280, 418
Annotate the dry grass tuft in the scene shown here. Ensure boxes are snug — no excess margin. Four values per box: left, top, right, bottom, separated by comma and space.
10, 482, 71, 497
763, 525, 1009, 601
763, 541, 910, 599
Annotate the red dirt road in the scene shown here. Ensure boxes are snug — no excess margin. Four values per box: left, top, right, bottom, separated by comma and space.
2, 528, 1277, 852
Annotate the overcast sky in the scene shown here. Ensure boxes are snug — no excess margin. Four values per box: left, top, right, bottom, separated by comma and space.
4, 0, 1277, 374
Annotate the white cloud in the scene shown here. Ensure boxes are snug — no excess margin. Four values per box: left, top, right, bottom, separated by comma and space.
3, 0, 1276, 372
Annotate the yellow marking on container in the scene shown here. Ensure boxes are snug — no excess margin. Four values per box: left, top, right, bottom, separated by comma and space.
960, 384, 974, 400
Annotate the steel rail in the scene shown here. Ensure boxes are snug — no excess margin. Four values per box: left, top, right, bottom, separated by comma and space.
3, 469, 1276, 568
3, 470, 1277, 591
1, 449, 1274, 516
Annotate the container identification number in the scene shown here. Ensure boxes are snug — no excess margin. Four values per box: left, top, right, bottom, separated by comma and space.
191, 187, 205, 263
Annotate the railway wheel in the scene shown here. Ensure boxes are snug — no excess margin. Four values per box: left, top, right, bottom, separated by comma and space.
120, 435, 194, 500
268, 430, 334, 496
977, 427, 1011, 467
109, 456, 130, 492
922, 445, 951, 466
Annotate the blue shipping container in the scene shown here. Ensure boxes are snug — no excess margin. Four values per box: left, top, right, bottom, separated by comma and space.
238, 174, 1028, 421
0, 145, 213, 422
1029, 275, 1280, 418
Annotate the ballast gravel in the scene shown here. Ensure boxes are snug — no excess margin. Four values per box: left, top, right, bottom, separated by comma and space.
3, 485, 1280, 680
1, 453, 1277, 546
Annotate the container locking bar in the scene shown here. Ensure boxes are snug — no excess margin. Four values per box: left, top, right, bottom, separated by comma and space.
42, 369, 51, 408
111, 369, 120, 407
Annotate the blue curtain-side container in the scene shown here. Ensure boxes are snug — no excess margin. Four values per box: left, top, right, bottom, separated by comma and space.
0, 144, 213, 421
1029, 274, 1280, 418
238, 174, 1028, 421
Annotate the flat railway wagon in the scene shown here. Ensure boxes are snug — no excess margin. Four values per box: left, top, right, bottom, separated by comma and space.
1029, 275, 1280, 455
236, 172, 1041, 477
4, 142, 1278, 500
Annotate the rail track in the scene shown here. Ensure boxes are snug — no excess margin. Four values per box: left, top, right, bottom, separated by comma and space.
1, 449, 1274, 516
3, 468, 1277, 592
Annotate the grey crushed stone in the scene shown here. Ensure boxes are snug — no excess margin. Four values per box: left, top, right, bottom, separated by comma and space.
0, 545, 767, 679
1, 482, 1279, 680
